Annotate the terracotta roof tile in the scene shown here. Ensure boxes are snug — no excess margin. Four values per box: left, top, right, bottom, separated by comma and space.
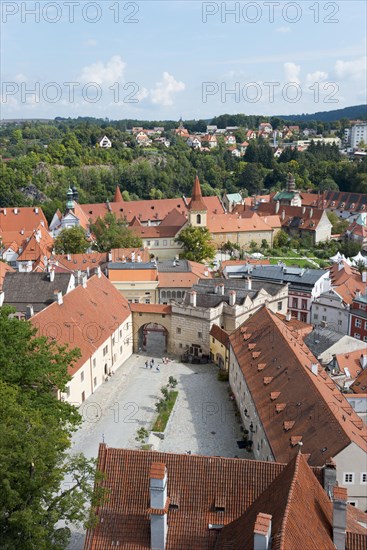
229, 306, 367, 465
130, 303, 171, 314
84, 446, 331, 550
210, 324, 230, 348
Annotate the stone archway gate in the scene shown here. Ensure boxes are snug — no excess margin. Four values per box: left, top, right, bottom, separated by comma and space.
130, 303, 172, 354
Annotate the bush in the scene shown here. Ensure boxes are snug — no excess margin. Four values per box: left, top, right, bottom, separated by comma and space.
217, 370, 229, 381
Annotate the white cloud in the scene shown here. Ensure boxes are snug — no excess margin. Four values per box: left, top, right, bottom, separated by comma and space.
150, 72, 185, 106
276, 26, 290, 33
78, 55, 126, 85
335, 56, 366, 80
136, 86, 149, 101
306, 70, 328, 86
284, 62, 301, 85
14, 73, 28, 83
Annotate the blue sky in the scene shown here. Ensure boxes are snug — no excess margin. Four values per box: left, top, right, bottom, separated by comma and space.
1, 1, 366, 120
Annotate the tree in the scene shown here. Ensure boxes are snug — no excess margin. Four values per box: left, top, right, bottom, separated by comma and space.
175, 225, 216, 262
54, 226, 90, 254
273, 230, 289, 248
326, 211, 349, 234
0, 306, 102, 549
90, 213, 143, 252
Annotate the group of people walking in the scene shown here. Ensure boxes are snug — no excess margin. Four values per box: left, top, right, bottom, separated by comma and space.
145, 358, 160, 372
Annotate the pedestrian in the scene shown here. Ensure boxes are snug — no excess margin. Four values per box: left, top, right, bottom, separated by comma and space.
151, 358, 154, 366
145, 360, 148, 369
156, 365, 160, 372
150, 360, 153, 369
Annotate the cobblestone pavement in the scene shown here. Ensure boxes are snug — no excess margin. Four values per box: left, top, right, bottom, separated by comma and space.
67, 353, 249, 549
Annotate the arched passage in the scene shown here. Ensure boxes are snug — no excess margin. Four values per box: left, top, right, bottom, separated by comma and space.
138, 323, 168, 355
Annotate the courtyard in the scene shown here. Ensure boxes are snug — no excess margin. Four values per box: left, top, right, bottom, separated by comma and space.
70, 352, 247, 460
67, 352, 248, 549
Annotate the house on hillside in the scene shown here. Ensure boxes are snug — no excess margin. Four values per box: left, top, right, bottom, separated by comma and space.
98, 135, 112, 148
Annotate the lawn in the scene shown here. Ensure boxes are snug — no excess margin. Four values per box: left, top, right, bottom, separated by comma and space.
152, 391, 178, 432
269, 258, 317, 268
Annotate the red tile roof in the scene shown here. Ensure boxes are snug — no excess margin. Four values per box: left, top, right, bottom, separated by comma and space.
351, 368, 367, 394
229, 306, 367, 465
113, 186, 124, 203
217, 452, 363, 550
210, 324, 230, 348
188, 175, 207, 212
256, 203, 326, 232
50, 252, 109, 273
0, 206, 48, 232
31, 274, 131, 376
207, 212, 277, 234
84, 446, 366, 550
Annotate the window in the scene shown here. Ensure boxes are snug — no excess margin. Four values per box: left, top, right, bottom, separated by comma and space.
198, 331, 202, 339
355, 319, 362, 328
146, 240, 151, 246
365, 322, 367, 330
163, 240, 167, 246
196, 214, 201, 224
354, 333, 361, 339
176, 327, 181, 334
212, 337, 215, 343
145, 298, 150, 304
103, 345, 108, 356
338, 320, 342, 326
94, 377, 97, 387
344, 473, 354, 484
155, 240, 159, 246
301, 299, 307, 310
112, 336, 115, 345
66, 386, 70, 398
161, 290, 166, 299
119, 329, 122, 338
170, 240, 174, 245
361, 473, 367, 484
322, 315, 327, 322
179, 343, 183, 348
292, 298, 298, 308
93, 358, 96, 368
364, 336, 367, 342
314, 314, 318, 320
80, 371, 84, 382
277, 301, 282, 311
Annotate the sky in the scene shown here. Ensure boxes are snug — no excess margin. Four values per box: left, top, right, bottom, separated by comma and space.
1, 0, 366, 120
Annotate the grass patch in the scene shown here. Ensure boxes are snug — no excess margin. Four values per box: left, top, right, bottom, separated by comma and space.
269, 258, 316, 268
152, 391, 178, 432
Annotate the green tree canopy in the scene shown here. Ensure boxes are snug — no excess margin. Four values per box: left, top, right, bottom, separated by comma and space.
175, 225, 216, 262
90, 212, 143, 252
54, 226, 90, 254
273, 230, 289, 248
0, 306, 102, 549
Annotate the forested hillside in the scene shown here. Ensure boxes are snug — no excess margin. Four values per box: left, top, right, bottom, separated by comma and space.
0, 118, 366, 223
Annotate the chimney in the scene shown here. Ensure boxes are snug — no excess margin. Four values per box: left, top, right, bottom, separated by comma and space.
14, 208, 18, 214
246, 277, 252, 290
148, 219, 151, 226
275, 201, 280, 214
3, 208, 6, 215
204, 269, 209, 277
309, 208, 313, 219
34, 207, 39, 214
149, 463, 168, 550
67, 253, 71, 261
362, 271, 367, 283
286, 311, 291, 321
253, 513, 272, 550
53, 290, 63, 305
108, 251, 112, 262
0, 291, 4, 307
49, 269, 55, 282
81, 273, 87, 288
218, 283, 225, 295
86, 266, 90, 276
137, 254, 141, 262
302, 206, 306, 215
229, 290, 236, 306
323, 458, 337, 497
190, 291, 197, 307
332, 486, 347, 550
281, 209, 285, 221
25, 304, 34, 319
20, 228, 24, 235
360, 354, 367, 370
95, 266, 102, 278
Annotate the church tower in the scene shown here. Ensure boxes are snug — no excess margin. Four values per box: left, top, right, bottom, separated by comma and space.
66, 187, 75, 211
188, 175, 207, 227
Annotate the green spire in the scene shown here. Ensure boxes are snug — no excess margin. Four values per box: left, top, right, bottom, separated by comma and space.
66, 187, 74, 210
